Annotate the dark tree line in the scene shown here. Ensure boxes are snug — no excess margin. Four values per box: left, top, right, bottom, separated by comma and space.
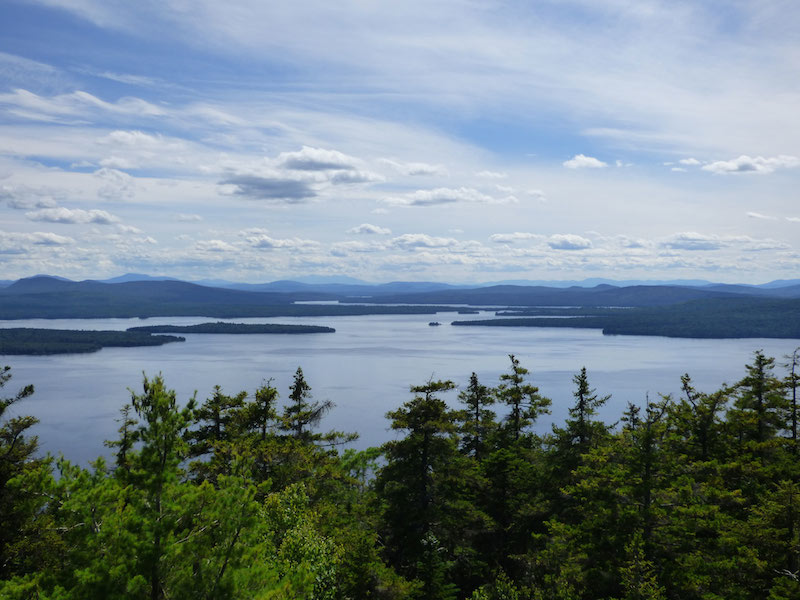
2, 350, 800, 599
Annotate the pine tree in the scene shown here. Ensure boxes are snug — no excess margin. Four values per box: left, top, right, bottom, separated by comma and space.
496, 355, 550, 442
457, 372, 497, 462
0, 366, 51, 578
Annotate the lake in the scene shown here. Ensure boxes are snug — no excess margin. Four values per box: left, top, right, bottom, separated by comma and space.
1, 311, 797, 466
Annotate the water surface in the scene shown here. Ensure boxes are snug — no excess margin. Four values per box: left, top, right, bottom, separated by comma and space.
2, 312, 796, 466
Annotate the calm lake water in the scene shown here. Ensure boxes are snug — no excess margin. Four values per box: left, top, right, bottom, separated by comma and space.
2, 311, 798, 466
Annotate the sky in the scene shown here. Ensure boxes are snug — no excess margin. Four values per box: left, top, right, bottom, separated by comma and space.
0, 0, 799, 284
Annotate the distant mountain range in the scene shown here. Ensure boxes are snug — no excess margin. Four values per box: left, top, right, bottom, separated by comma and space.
1, 274, 798, 338
0, 274, 799, 319
2, 272, 799, 293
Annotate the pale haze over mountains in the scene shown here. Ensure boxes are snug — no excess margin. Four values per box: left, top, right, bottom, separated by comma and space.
1, 2, 799, 284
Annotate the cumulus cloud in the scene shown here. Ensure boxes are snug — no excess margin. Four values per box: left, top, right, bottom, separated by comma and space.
379, 159, 446, 176
702, 155, 800, 175
679, 158, 702, 166
0, 230, 74, 253
101, 129, 162, 147
0, 185, 58, 210
94, 167, 136, 200
118, 224, 143, 234
489, 232, 541, 244
548, 234, 593, 250
220, 175, 316, 202
328, 169, 384, 184
25, 207, 120, 225
391, 233, 459, 249
563, 154, 608, 169
276, 146, 360, 171
661, 232, 724, 251
195, 239, 237, 252
331, 240, 386, 256
348, 223, 391, 235
242, 230, 319, 250
384, 187, 515, 206
476, 170, 507, 179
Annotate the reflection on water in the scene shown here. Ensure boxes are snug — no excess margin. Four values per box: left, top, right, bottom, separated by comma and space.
1, 312, 797, 466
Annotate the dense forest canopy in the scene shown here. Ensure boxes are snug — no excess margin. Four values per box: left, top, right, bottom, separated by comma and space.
2, 350, 800, 598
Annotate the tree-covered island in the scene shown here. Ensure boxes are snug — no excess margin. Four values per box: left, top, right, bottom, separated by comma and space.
128, 322, 336, 334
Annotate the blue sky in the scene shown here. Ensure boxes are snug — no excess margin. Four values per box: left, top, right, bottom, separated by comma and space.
0, 0, 798, 283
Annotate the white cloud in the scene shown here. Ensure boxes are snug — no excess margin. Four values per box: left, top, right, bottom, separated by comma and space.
527, 189, 547, 202
242, 231, 320, 250
658, 232, 788, 252
379, 159, 446, 176
476, 170, 507, 179
0, 230, 74, 253
662, 232, 724, 251
747, 212, 777, 221
702, 155, 800, 175
118, 224, 143, 234
25, 207, 120, 225
95, 71, 159, 86
787, 217, 800, 223
384, 187, 516, 206
390, 233, 459, 249
563, 154, 608, 169
94, 168, 136, 200
0, 88, 166, 122
0, 185, 58, 210
175, 213, 203, 222
331, 240, 386, 256
679, 158, 701, 166
348, 223, 391, 235
328, 169, 384, 184
195, 239, 237, 252
548, 234, 593, 250
671, 167, 687, 172
276, 146, 361, 171
489, 232, 542, 244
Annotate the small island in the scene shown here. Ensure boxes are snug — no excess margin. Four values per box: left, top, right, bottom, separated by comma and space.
0, 328, 184, 355
127, 322, 336, 334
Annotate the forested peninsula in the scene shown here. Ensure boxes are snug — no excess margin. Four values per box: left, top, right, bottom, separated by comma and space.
3, 351, 800, 599
0, 328, 184, 355
453, 297, 800, 339
127, 322, 336, 334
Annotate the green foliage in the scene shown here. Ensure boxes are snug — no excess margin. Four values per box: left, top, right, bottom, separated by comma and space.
0, 366, 53, 579
496, 355, 551, 441
5, 352, 800, 599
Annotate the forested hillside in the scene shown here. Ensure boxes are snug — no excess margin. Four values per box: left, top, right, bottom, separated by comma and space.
2, 351, 800, 599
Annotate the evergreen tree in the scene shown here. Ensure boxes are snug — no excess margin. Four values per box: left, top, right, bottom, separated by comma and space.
377, 379, 487, 597
730, 350, 786, 448
457, 372, 497, 462
496, 355, 551, 441
281, 367, 333, 442
0, 366, 53, 578
782, 348, 800, 452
